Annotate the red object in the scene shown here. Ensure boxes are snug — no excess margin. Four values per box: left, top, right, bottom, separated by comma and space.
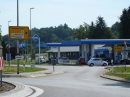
78, 58, 86, 65
0, 57, 4, 70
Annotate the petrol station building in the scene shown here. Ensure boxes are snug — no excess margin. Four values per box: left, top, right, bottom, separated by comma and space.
36, 39, 130, 64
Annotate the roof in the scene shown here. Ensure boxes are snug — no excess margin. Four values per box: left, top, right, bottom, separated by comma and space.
36, 39, 130, 48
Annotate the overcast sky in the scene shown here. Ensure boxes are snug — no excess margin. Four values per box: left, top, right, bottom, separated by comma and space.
0, 0, 130, 36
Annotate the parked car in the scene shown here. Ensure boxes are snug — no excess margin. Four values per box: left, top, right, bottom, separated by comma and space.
76, 58, 86, 65
88, 58, 108, 66
38, 57, 46, 63
59, 57, 69, 64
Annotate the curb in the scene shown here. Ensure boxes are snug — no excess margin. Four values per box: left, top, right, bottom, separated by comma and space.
2, 71, 64, 78
0, 81, 43, 97
100, 74, 130, 83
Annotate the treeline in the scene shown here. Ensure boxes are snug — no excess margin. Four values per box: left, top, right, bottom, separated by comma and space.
3, 7, 130, 45
2, 20, 118, 45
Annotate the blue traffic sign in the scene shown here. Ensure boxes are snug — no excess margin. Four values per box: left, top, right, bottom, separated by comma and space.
32, 34, 39, 42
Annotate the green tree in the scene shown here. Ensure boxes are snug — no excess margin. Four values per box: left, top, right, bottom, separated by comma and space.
89, 16, 113, 39
88, 22, 95, 39
119, 7, 130, 39
74, 23, 89, 39
111, 22, 120, 38
1, 40, 7, 59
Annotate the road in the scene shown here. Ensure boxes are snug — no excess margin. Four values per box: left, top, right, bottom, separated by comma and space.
3, 66, 130, 97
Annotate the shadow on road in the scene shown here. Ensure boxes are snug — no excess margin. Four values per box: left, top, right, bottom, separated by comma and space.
102, 82, 130, 88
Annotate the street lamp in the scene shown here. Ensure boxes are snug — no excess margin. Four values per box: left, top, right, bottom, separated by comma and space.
8, 21, 11, 27
30, 7, 34, 62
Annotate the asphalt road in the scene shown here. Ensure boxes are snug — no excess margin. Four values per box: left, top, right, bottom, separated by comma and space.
3, 66, 130, 97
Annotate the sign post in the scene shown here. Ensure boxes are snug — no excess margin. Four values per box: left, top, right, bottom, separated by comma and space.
108, 47, 114, 73
124, 41, 127, 71
9, 25, 29, 74
32, 34, 40, 64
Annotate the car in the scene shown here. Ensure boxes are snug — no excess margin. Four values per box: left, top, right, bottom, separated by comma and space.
88, 58, 108, 66
58, 57, 69, 64
38, 57, 46, 63
77, 58, 86, 65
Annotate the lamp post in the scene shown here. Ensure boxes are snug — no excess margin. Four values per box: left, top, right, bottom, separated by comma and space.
17, 0, 20, 74
8, 21, 11, 66
30, 7, 34, 62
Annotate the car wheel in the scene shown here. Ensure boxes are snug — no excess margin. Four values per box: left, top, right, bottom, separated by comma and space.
90, 63, 94, 66
103, 63, 107, 66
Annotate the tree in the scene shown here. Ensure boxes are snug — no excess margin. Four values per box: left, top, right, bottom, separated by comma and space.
0, 32, 2, 40
1, 40, 7, 60
111, 22, 120, 38
88, 22, 95, 39
89, 16, 113, 39
119, 7, 130, 39
74, 23, 89, 39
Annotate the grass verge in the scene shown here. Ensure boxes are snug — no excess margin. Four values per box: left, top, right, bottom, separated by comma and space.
3, 66, 46, 73
105, 66, 130, 80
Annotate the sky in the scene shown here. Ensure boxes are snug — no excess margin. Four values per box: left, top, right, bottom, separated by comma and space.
0, 0, 130, 36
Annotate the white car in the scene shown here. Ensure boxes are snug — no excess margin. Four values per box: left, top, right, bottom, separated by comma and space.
38, 57, 46, 63
88, 58, 108, 66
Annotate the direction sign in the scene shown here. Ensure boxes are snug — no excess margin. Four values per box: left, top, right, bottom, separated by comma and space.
15, 55, 24, 60
114, 46, 122, 52
32, 34, 39, 42
9, 26, 29, 40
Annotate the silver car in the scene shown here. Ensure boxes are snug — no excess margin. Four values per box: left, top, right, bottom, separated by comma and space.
88, 58, 108, 66
59, 57, 69, 64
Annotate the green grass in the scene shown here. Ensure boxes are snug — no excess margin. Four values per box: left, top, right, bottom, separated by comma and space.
4, 59, 37, 65
3, 66, 46, 73
105, 66, 130, 79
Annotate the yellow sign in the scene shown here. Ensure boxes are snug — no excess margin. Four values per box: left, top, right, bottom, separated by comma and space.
114, 46, 122, 52
9, 26, 29, 40
108, 47, 112, 51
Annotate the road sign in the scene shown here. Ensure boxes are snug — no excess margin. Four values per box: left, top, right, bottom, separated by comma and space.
108, 47, 112, 51
32, 34, 39, 42
15, 55, 24, 60
114, 46, 122, 52
9, 26, 29, 40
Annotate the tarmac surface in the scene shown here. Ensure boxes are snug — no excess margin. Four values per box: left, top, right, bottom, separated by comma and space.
0, 66, 130, 97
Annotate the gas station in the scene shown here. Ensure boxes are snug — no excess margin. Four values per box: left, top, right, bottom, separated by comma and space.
36, 39, 130, 64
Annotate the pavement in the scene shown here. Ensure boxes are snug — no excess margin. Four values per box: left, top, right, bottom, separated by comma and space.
0, 65, 130, 97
